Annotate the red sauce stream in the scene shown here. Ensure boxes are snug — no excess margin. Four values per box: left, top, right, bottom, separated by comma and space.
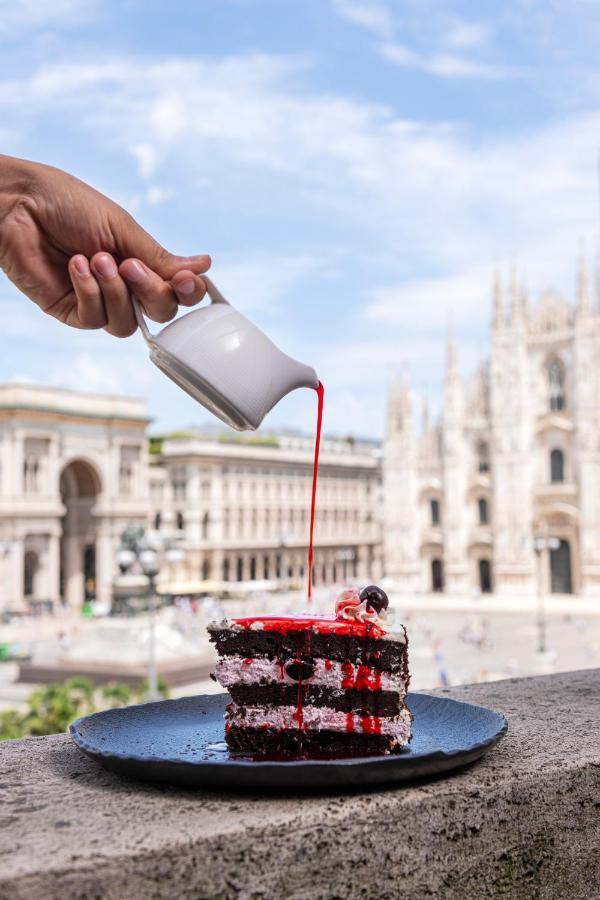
307, 382, 324, 603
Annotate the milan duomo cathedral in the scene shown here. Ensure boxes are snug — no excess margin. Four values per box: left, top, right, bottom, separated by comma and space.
384, 252, 600, 597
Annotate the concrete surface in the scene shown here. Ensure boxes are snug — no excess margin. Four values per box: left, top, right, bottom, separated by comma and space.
0, 670, 599, 900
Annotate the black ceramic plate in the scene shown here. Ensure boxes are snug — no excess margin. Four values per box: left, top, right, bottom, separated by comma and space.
70, 692, 507, 790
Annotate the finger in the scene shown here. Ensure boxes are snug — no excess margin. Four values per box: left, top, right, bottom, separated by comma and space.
170, 270, 207, 307
118, 258, 178, 323
68, 255, 107, 329
90, 252, 137, 338
113, 209, 211, 280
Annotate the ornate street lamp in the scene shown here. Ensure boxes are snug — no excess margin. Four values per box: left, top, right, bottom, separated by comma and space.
533, 534, 560, 654
115, 526, 184, 702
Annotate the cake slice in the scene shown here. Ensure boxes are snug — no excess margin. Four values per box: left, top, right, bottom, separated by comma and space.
208, 585, 411, 757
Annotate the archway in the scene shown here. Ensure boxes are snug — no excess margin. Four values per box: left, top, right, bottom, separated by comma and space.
60, 459, 101, 607
478, 559, 492, 593
24, 549, 39, 598
550, 540, 572, 594
431, 558, 444, 592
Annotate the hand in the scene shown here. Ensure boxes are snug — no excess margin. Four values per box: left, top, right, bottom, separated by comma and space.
0, 155, 211, 337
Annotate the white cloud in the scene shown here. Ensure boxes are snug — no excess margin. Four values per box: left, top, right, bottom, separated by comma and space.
144, 185, 173, 206
0, 0, 96, 33
364, 265, 494, 330
444, 22, 492, 49
214, 253, 333, 314
331, 0, 394, 40
380, 41, 522, 80
331, 1, 516, 82
130, 143, 159, 179
1, 48, 599, 433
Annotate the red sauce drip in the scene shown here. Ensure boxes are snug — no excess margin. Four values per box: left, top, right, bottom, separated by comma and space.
307, 382, 324, 603
341, 662, 383, 691
293, 668, 305, 730
356, 666, 382, 691
360, 716, 382, 735
324, 659, 333, 671
341, 662, 354, 690
346, 712, 355, 733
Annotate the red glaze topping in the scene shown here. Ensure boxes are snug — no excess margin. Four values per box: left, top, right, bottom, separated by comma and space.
324, 659, 333, 670
232, 615, 387, 641
243, 658, 253, 666
345, 712, 355, 733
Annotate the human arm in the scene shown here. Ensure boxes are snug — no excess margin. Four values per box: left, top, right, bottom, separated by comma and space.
0, 154, 211, 337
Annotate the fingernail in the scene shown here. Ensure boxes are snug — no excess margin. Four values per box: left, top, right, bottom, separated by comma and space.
94, 254, 118, 280
72, 255, 90, 277
121, 260, 146, 283
175, 278, 195, 295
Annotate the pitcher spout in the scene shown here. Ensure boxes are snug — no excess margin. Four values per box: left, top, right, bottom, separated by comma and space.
262, 353, 319, 422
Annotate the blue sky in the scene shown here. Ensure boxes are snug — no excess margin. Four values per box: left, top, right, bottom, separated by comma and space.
1, 0, 600, 436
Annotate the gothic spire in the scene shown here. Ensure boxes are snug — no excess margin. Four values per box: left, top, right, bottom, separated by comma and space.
576, 239, 591, 316
446, 324, 458, 377
421, 396, 430, 435
509, 263, 525, 325
492, 268, 504, 329
596, 246, 600, 311
387, 376, 412, 435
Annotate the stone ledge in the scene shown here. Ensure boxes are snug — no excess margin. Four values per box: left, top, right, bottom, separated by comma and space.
1, 669, 599, 900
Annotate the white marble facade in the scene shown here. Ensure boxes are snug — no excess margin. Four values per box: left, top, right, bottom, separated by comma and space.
0, 385, 149, 610
384, 257, 600, 596
149, 433, 381, 591
0, 386, 381, 610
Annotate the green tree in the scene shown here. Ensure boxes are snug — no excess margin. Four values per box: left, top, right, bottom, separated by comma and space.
0, 676, 169, 741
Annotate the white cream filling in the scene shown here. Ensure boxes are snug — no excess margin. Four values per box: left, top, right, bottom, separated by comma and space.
226, 702, 412, 742
215, 655, 407, 696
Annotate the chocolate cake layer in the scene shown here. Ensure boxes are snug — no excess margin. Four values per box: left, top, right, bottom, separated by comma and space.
226, 726, 402, 757
228, 683, 402, 716
209, 628, 408, 677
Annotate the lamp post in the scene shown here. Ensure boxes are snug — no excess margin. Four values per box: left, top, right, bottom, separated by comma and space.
533, 534, 560, 654
139, 548, 160, 700
116, 526, 185, 702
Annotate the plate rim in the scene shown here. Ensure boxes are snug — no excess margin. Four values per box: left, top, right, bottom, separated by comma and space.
69, 691, 508, 769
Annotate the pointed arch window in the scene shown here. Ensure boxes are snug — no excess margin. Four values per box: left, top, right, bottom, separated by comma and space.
478, 497, 489, 525
550, 449, 565, 483
476, 440, 490, 473
548, 358, 566, 411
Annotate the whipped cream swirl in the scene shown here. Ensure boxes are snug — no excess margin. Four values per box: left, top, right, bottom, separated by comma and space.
335, 588, 390, 631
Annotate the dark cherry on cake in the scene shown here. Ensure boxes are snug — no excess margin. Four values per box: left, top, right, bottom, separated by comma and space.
207, 586, 411, 758
359, 584, 389, 614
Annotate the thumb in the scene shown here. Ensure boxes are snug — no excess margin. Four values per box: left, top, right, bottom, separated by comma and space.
113, 209, 211, 279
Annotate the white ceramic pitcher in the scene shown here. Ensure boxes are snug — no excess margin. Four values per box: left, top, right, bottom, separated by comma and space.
132, 276, 319, 431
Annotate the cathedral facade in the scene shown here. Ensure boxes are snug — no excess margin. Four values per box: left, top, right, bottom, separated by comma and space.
383, 258, 600, 597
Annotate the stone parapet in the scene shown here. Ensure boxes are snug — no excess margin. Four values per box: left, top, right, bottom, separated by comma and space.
1, 669, 599, 899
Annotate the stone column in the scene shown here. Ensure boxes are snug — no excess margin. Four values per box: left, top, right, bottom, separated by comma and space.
63, 536, 83, 608
95, 524, 114, 605
9, 538, 24, 606
210, 549, 224, 582
35, 533, 58, 602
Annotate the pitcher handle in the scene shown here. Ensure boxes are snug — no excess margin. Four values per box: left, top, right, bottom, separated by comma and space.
132, 275, 230, 344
